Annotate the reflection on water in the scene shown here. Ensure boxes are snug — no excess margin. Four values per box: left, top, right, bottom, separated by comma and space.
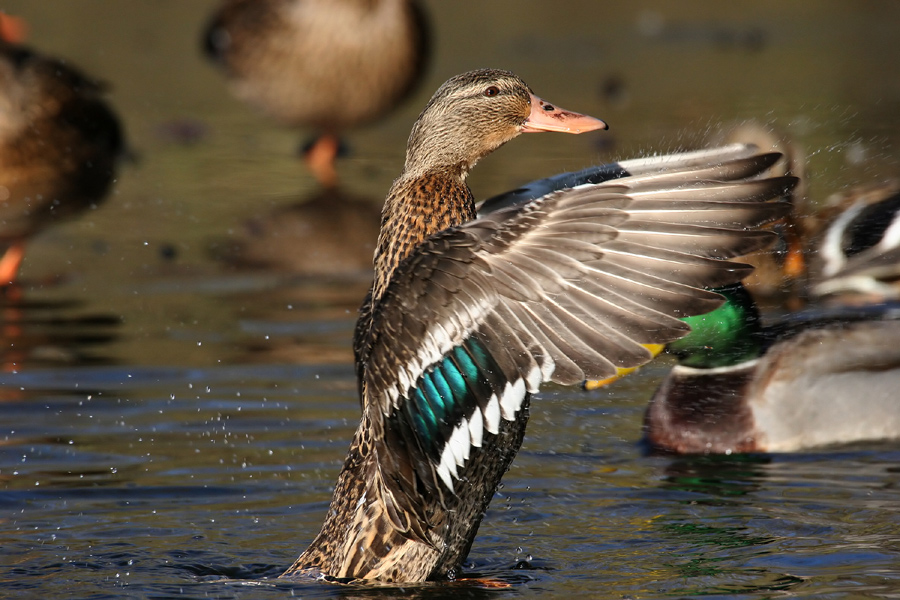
660, 453, 770, 500
0, 289, 120, 377
210, 187, 381, 279
0, 0, 899, 598
227, 278, 370, 366
646, 451, 900, 598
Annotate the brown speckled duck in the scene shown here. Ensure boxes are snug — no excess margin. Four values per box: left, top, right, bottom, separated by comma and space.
279, 69, 794, 583
203, 0, 429, 187
0, 33, 124, 283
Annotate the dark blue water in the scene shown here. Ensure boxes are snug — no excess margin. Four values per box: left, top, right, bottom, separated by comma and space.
4, 335, 900, 598
2, 1, 900, 598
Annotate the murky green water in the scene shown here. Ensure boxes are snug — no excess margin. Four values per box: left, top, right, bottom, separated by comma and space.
1, 1, 900, 598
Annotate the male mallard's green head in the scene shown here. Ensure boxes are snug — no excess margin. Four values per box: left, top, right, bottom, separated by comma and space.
667, 283, 763, 368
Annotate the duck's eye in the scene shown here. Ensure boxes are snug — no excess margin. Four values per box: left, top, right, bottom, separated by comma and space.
483, 86, 500, 97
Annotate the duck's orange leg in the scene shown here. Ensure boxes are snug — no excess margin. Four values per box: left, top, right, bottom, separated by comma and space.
304, 133, 340, 188
0, 242, 26, 285
0, 13, 28, 43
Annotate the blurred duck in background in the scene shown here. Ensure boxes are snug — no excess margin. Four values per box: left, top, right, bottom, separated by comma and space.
708, 123, 900, 308
0, 14, 125, 284
203, 0, 429, 188
812, 182, 900, 303
708, 123, 808, 307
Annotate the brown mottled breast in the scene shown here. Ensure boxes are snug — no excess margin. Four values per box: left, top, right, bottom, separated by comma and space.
0, 45, 123, 242
371, 172, 476, 303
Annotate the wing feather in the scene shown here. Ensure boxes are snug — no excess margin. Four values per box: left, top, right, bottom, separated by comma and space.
361, 144, 797, 540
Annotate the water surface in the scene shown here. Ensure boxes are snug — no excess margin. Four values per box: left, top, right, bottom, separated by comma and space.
1, 1, 900, 598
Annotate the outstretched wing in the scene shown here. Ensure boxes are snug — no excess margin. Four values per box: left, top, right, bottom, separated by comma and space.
360, 145, 795, 540
477, 143, 778, 213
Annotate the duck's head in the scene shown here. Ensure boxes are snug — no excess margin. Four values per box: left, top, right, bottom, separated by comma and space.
667, 283, 764, 369
403, 69, 607, 178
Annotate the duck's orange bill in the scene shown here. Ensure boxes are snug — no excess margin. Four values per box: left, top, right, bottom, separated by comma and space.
521, 93, 608, 134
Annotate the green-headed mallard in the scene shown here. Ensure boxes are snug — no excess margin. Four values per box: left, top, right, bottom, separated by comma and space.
0, 31, 124, 283
644, 282, 900, 454
280, 69, 795, 582
203, 0, 429, 187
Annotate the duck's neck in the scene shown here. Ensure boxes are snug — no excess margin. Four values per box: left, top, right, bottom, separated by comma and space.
371, 168, 477, 302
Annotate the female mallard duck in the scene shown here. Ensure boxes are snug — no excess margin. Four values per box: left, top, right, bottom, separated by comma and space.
203, 0, 429, 187
643, 283, 900, 454
280, 68, 795, 583
0, 33, 124, 283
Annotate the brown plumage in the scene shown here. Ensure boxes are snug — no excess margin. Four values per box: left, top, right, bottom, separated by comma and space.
203, 0, 429, 187
0, 37, 124, 283
280, 69, 793, 583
